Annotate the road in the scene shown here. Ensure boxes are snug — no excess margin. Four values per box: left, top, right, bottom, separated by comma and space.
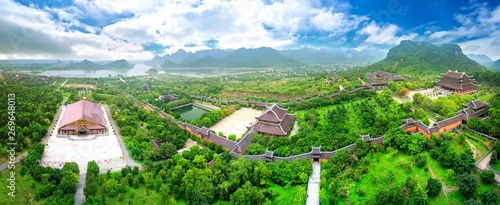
103, 104, 142, 169
306, 161, 320, 205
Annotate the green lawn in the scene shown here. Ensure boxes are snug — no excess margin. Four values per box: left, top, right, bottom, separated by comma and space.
335, 152, 432, 204
0, 165, 47, 205
463, 131, 494, 150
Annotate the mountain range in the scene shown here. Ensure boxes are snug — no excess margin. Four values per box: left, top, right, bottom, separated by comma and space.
146, 47, 386, 68
466, 54, 493, 67
363, 40, 490, 75
491, 59, 500, 72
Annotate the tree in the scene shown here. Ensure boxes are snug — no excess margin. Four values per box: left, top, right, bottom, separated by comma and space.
401, 101, 413, 112
83, 182, 97, 197
87, 161, 99, 178
457, 174, 478, 198
192, 155, 207, 168
154, 142, 178, 160
399, 88, 409, 96
228, 134, 237, 141
480, 169, 495, 184
480, 188, 499, 205
61, 162, 80, 175
453, 150, 475, 175
426, 177, 441, 197
422, 117, 430, 126
354, 138, 369, 157
59, 171, 79, 194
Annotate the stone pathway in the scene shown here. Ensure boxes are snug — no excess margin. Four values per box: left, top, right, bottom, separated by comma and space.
194, 101, 220, 110
391, 95, 404, 104
427, 115, 436, 127
177, 138, 204, 154
289, 120, 299, 137
465, 139, 480, 160
74, 173, 86, 205
306, 161, 320, 205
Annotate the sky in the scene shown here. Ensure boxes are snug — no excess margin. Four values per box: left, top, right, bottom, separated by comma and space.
0, 0, 499, 61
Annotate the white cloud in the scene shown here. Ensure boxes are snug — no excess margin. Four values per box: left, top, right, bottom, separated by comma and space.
357, 21, 417, 45
0, 0, 153, 60
0, 0, 368, 60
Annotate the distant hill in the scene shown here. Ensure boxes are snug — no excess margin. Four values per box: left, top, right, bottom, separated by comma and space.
69, 59, 100, 69
279, 47, 386, 64
364, 40, 489, 75
158, 47, 300, 68
466, 54, 493, 67
104, 59, 132, 68
491, 59, 500, 72
148, 46, 384, 68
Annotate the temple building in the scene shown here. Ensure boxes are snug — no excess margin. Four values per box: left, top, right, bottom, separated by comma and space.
456, 99, 490, 121
246, 104, 295, 137
435, 70, 479, 95
401, 99, 490, 138
160, 93, 178, 101
365, 70, 405, 82
59, 99, 107, 135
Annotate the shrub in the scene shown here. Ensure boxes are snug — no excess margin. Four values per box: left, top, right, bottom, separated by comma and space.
480, 188, 499, 205
415, 154, 427, 168
480, 169, 495, 184
463, 198, 480, 205
457, 174, 478, 198
426, 177, 441, 197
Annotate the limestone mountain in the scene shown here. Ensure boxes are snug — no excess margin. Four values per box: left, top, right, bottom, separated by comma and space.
364, 40, 489, 75
104, 59, 132, 68
466, 54, 493, 67
491, 59, 500, 72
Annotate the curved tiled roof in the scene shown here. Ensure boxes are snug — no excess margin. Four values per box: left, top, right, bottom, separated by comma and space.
60, 99, 106, 127
256, 104, 289, 122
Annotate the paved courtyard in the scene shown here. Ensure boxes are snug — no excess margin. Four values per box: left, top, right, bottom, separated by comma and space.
42, 106, 126, 174
209, 107, 262, 139
408, 88, 445, 100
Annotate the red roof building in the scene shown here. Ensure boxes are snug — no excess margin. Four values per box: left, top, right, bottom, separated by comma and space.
59, 99, 107, 135
246, 104, 295, 137
435, 70, 479, 95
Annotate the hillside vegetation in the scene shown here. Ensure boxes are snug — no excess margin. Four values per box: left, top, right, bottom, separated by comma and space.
364, 40, 489, 75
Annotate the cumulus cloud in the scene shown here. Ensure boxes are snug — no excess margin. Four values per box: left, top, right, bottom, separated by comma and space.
429, 3, 500, 60
357, 21, 417, 45
0, 0, 153, 60
0, 0, 371, 59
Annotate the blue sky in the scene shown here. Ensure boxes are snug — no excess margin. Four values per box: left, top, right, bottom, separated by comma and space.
0, 0, 499, 60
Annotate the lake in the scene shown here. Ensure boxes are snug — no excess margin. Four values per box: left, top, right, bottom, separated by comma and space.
25, 64, 265, 78
27, 64, 152, 77
172, 105, 210, 121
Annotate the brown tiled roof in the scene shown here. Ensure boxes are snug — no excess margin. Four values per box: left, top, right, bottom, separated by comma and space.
256, 104, 289, 122
435, 81, 477, 91
86, 125, 105, 130
151, 140, 160, 149
436, 115, 463, 128
312, 147, 321, 154
60, 125, 81, 130
442, 70, 471, 79
199, 126, 210, 136
208, 132, 236, 149
60, 99, 106, 127
249, 113, 295, 136
463, 99, 488, 109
